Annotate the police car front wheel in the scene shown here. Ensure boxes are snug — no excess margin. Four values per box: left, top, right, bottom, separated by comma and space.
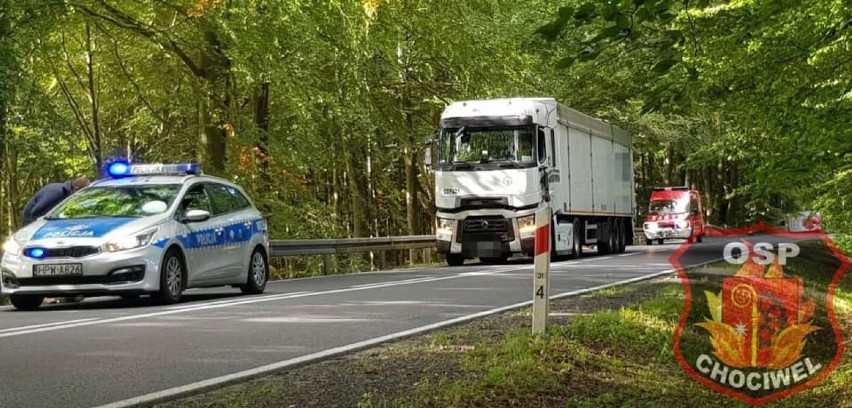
10, 295, 45, 311
154, 249, 185, 304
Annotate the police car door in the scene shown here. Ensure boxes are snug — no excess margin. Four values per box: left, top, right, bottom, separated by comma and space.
175, 183, 224, 283
204, 183, 246, 279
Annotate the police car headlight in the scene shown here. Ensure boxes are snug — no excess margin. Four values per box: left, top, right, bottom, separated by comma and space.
106, 227, 158, 252
2, 237, 21, 255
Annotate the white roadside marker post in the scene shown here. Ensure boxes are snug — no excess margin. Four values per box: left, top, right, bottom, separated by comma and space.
532, 207, 551, 334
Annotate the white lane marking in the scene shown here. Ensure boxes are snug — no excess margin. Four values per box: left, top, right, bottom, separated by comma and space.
166, 293, 308, 310
350, 277, 435, 288
618, 253, 639, 257
0, 252, 699, 339
92, 268, 677, 408
0, 318, 100, 334
0, 272, 509, 339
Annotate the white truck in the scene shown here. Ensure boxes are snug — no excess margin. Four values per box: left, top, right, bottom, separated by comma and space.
425, 97, 636, 266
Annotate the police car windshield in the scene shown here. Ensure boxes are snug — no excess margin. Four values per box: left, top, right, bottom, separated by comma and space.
46, 184, 181, 220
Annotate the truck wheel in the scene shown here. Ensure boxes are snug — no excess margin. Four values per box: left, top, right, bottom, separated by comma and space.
616, 221, 626, 253
446, 254, 465, 266
608, 220, 618, 254
570, 219, 582, 259
10, 295, 45, 311
646, 238, 653, 246
657, 239, 664, 245
597, 221, 610, 255
697, 231, 703, 243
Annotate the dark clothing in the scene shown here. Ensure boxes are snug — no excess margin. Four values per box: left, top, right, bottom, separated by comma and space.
21, 182, 73, 226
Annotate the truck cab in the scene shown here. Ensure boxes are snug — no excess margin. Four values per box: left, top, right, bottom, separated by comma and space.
642, 186, 705, 245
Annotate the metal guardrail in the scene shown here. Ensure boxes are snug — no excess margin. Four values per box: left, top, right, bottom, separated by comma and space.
270, 235, 436, 257
270, 230, 652, 258
269, 235, 437, 274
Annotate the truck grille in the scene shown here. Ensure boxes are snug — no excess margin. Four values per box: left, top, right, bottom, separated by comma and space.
463, 218, 509, 233
460, 217, 514, 242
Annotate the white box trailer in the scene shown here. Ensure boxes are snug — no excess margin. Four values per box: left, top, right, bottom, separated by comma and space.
426, 97, 635, 266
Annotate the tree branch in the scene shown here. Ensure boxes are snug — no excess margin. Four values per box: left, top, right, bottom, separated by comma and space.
60, 31, 89, 100
72, 1, 205, 78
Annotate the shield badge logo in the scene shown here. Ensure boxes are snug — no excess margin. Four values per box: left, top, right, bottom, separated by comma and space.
671, 223, 849, 405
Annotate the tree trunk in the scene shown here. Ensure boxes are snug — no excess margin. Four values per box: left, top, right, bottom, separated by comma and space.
5, 145, 18, 230
253, 81, 271, 184
199, 28, 230, 174
703, 166, 713, 221
665, 144, 674, 185
345, 147, 370, 238
0, 139, 5, 236
85, 22, 103, 174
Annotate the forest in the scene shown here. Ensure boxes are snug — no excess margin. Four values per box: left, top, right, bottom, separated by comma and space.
1, 0, 849, 271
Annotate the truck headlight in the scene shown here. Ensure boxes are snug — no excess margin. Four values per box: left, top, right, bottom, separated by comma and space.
106, 227, 158, 252
436, 218, 454, 237
518, 215, 536, 237
2, 238, 21, 255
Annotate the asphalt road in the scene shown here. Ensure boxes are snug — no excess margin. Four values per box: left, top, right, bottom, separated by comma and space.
0, 236, 788, 408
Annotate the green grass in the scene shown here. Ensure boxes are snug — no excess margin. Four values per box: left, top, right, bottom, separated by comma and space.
833, 233, 852, 257
365, 278, 852, 408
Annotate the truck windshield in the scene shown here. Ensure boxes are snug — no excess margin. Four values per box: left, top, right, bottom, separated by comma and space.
437, 126, 536, 170
649, 199, 689, 214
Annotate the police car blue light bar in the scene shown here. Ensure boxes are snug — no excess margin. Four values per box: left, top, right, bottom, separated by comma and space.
106, 161, 201, 178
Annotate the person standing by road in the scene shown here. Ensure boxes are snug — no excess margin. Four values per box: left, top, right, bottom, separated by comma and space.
21, 177, 90, 226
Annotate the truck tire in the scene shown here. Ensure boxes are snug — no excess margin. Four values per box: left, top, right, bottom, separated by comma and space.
446, 254, 465, 266
646, 238, 653, 246
608, 219, 618, 254
570, 218, 582, 259
596, 221, 607, 254
616, 220, 626, 253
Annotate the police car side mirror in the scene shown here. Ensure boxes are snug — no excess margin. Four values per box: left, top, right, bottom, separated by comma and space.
184, 209, 211, 223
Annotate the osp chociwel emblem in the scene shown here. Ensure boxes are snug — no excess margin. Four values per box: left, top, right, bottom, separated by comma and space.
671, 223, 849, 405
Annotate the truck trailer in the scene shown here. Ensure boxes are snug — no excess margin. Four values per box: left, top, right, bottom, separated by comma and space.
426, 97, 636, 266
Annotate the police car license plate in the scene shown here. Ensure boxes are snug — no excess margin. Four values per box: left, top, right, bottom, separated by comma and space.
33, 263, 83, 277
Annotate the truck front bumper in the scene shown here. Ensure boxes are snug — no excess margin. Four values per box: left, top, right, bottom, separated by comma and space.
437, 237, 534, 258
643, 226, 691, 240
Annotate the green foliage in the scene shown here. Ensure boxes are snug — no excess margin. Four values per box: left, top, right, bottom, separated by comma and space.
537, 0, 851, 228
1, 0, 850, 277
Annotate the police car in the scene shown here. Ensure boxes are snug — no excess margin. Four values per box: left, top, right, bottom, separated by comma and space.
0, 162, 270, 310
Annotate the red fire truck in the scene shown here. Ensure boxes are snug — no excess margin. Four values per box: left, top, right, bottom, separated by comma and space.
642, 186, 705, 245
